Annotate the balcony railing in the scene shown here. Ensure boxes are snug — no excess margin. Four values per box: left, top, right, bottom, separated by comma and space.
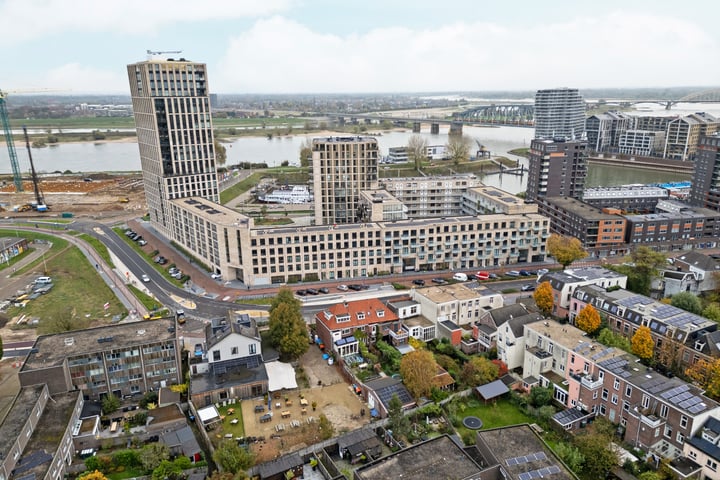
580, 375, 603, 390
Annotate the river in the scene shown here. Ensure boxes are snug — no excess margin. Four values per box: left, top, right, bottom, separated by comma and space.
6, 101, 718, 193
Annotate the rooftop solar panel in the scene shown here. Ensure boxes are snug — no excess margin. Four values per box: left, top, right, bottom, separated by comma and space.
689, 403, 707, 414
507, 458, 518, 466
529, 471, 541, 479
548, 465, 562, 474
519, 473, 531, 480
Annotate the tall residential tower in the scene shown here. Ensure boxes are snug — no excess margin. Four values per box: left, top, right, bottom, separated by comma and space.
526, 138, 587, 202
690, 134, 720, 210
127, 55, 219, 237
312, 136, 379, 225
534, 88, 585, 140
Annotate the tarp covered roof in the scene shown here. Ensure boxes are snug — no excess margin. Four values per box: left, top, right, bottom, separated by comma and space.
266, 361, 298, 392
475, 379, 509, 400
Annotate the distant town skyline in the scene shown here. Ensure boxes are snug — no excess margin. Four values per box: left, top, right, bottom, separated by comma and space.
1, 0, 719, 94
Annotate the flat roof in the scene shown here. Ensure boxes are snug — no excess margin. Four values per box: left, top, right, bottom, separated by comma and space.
355, 435, 482, 480
0, 385, 46, 457
172, 197, 252, 227
544, 196, 619, 221
13, 391, 81, 480
476, 425, 575, 480
526, 319, 621, 363
415, 283, 496, 303
23, 318, 177, 370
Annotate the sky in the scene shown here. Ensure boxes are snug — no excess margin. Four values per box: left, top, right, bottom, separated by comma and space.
1, 0, 719, 95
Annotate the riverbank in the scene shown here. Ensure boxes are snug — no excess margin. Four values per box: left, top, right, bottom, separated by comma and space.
587, 155, 694, 174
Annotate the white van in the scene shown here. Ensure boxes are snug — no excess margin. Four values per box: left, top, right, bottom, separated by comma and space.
453, 273, 468, 281
35, 276, 52, 285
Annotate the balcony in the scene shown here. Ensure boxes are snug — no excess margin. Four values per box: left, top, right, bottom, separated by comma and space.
641, 414, 665, 429
580, 375, 603, 390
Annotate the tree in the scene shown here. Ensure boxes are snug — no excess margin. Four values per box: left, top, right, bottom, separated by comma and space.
270, 287, 301, 313
686, 358, 720, 399
268, 302, 309, 360
400, 349, 437, 399
79, 471, 108, 480
671, 291, 702, 314
574, 427, 618, 479
631, 326, 654, 361
554, 442, 584, 473
615, 247, 667, 295
375, 340, 401, 372
214, 139, 227, 166
546, 234, 588, 269
445, 135, 470, 166
152, 460, 182, 480
102, 394, 120, 415
407, 135, 427, 170
533, 281, 554, 316
387, 394, 410, 437
656, 339, 683, 375
704, 303, 720, 322
575, 304, 601, 335
299, 138, 313, 167
318, 413, 334, 439
459, 356, 499, 387
597, 328, 631, 352
212, 440, 254, 474
435, 354, 460, 379
529, 386, 553, 407
112, 449, 140, 468
139, 443, 169, 473
637, 472, 662, 480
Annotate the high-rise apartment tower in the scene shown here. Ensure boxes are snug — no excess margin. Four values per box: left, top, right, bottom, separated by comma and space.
534, 88, 585, 140
312, 136, 379, 225
127, 56, 219, 237
690, 134, 720, 211
526, 138, 587, 202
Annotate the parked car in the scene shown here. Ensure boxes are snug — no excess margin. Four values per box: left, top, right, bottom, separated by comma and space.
521, 284, 536, 291
412, 279, 426, 286
348, 284, 363, 291
431, 278, 447, 284
172, 271, 183, 279
154, 256, 165, 264
138, 240, 147, 246
134, 235, 143, 242
453, 273, 468, 281
158, 258, 168, 265
475, 271, 490, 280
211, 273, 222, 280
168, 267, 178, 275
337, 284, 348, 291
125, 230, 135, 237
296, 289, 307, 296
176, 309, 186, 324
141, 274, 150, 283
506, 270, 520, 277
488, 273, 499, 279
319, 287, 329, 294
194, 344, 203, 357
536, 268, 549, 276
306, 288, 319, 295
519, 270, 533, 276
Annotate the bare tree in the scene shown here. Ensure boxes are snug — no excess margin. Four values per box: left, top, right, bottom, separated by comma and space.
445, 136, 471, 166
407, 135, 427, 170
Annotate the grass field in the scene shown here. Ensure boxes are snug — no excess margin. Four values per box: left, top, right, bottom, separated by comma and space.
451, 398, 535, 441
78, 233, 114, 267
220, 172, 265, 204
5, 241, 126, 332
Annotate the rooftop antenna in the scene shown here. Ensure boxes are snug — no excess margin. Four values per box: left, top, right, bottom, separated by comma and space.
146, 50, 183, 56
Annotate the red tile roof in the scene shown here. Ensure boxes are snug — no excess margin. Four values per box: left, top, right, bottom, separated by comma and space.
315, 298, 399, 331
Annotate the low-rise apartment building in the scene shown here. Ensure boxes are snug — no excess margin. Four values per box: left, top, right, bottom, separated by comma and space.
536, 196, 627, 255
664, 112, 719, 161
462, 185, 539, 216
618, 129, 665, 157
169, 196, 551, 286
19, 319, 181, 400
582, 185, 668, 213
625, 200, 720, 250
378, 174, 480, 218
539, 267, 627, 318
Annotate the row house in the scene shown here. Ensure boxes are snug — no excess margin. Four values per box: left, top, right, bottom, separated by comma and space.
570, 285, 718, 373
684, 416, 720, 480
539, 267, 627, 318
671, 250, 720, 293
576, 352, 720, 460
315, 298, 401, 357
523, 320, 618, 408
386, 299, 436, 343
412, 282, 503, 327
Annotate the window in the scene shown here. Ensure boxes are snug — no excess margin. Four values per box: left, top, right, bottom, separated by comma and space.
212, 350, 220, 361
677, 432, 685, 444
642, 395, 650, 409
680, 415, 688, 429
625, 385, 632, 397
249, 344, 257, 355
584, 362, 590, 374
599, 370, 604, 380
231, 347, 238, 356
660, 404, 669, 418
600, 404, 606, 415
664, 426, 673, 439
611, 394, 618, 405
688, 450, 697, 460
602, 389, 609, 401
613, 378, 620, 390
593, 391, 598, 399
707, 459, 718, 472
623, 401, 630, 412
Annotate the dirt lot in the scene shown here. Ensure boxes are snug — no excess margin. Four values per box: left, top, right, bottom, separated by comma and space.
226, 346, 370, 463
0, 174, 146, 217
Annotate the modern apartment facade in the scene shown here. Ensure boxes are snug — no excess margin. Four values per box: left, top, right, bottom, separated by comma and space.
19, 319, 181, 401
618, 129, 666, 157
664, 112, 720, 161
534, 88, 585, 140
127, 56, 219, 238
379, 174, 480, 218
624, 200, 720, 249
585, 112, 632, 152
583, 185, 668, 213
690, 134, 720, 211
535, 196, 627, 255
526, 139, 587, 202
312, 136, 379, 225
168, 195, 550, 286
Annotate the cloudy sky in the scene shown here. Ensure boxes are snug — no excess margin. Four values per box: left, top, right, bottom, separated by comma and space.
1, 0, 718, 94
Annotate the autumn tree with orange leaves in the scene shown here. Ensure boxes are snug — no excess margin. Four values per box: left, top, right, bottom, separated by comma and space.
399, 349, 437, 399
631, 326, 654, 362
533, 281, 554, 316
575, 304, 601, 335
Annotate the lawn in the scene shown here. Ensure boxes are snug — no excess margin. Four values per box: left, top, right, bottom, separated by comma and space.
450, 397, 535, 441
220, 172, 264, 204
6, 243, 126, 331
213, 402, 245, 442
106, 468, 145, 480
78, 233, 114, 267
